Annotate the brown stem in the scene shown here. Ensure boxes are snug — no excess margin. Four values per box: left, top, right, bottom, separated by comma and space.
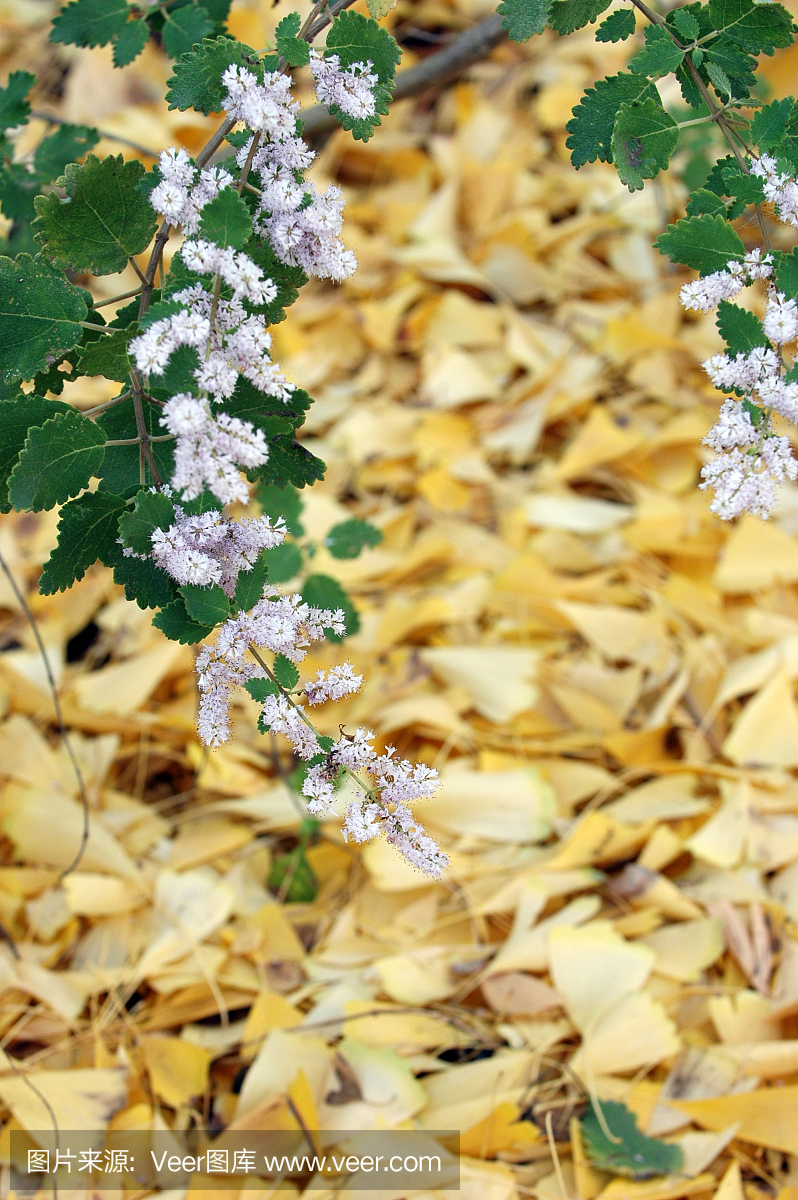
130, 370, 163, 487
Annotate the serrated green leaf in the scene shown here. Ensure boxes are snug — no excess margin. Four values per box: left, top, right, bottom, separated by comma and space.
275, 12, 310, 65
39, 491, 126, 595
162, 3, 214, 59
750, 96, 794, 152
595, 9, 635, 41
51, 0, 130, 47
152, 596, 214, 644
118, 489, 176, 556
112, 19, 150, 67
672, 8, 700, 39
705, 59, 732, 96
8, 408, 105, 512
0, 395, 70, 512
273, 653, 300, 689
0, 71, 34, 132
581, 1102, 683, 1180
33, 154, 157, 276
233, 551, 270, 611
708, 0, 794, 55
325, 518, 383, 559
198, 186, 252, 250
548, 0, 612, 36
0, 163, 39, 224
0, 254, 87, 384
34, 123, 99, 181
76, 327, 132, 381
703, 35, 756, 98
566, 73, 657, 167
302, 573, 359, 641
243, 239, 307, 325
497, 0, 550, 41
98, 397, 174, 498
611, 98, 679, 191
113, 553, 177, 609
686, 188, 727, 216
263, 541, 303, 583
244, 677, 279, 701
166, 36, 262, 114
630, 25, 685, 78
655, 213, 745, 276
252, 436, 326, 490
180, 581, 230, 626
323, 11, 400, 141
776, 247, 798, 300
256, 481, 304, 536
743, 398, 763, 426
716, 300, 769, 354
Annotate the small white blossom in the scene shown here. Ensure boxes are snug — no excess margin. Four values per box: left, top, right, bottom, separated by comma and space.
304, 663, 363, 705
309, 51, 378, 120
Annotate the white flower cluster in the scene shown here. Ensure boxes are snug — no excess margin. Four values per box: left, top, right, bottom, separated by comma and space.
305, 663, 363, 705
194, 595, 346, 745
302, 735, 447, 877
150, 148, 233, 234
160, 393, 268, 505
223, 65, 357, 281
151, 505, 285, 593
309, 51, 378, 119
752, 154, 798, 228
679, 248, 773, 312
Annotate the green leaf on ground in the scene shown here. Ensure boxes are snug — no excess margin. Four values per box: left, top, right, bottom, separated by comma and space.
33, 154, 158, 276
0, 254, 87, 384
8, 408, 106, 512
39, 491, 126, 594
581, 1101, 684, 1180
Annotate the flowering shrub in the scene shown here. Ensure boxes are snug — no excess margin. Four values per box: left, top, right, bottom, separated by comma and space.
3, 0, 798, 875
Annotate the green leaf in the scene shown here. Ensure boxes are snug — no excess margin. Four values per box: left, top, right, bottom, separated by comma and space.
198, 187, 252, 250
263, 541, 303, 583
99, 398, 174, 498
257, 481, 304, 536
8, 408, 106, 512
152, 596, 214, 644
273, 653, 299, 689
34, 123, 99, 181
51, 0, 130, 47
685, 188, 727, 216
703, 35, 756, 98
581, 1102, 683, 1180
750, 97, 794, 152
112, 19, 150, 67
118, 489, 177, 556
565, 73, 657, 167
776, 247, 798, 300
244, 677, 279, 701
708, 0, 795, 55
704, 155, 765, 216
611, 98, 679, 191
166, 36, 262, 114
705, 60, 732, 97
302, 573, 359, 641
76, 327, 131, 381
595, 9, 635, 42
0, 71, 34, 132
162, 3, 214, 59
0, 254, 87, 384
716, 301, 769, 355
113, 553, 177, 609
0, 395, 70, 512
33, 154, 157, 276
497, 0, 550, 42
548, 0, 612, 36
253, 436, 326, 490
179, 581, 230, 626
233, 551, 270, 611
268, 847, 317, 903
275, 12, 310, 65
630, 25, 685, 78
743, 398, 763, 427
324, 11, 400, 141
39, 491, 126, 595
671, 9, 700, 40
325, 518, 383, 559
0, 163, 39, 224
655, 213, 745, 276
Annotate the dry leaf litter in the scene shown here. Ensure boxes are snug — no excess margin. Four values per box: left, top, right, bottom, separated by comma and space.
4, 1, 798, 1199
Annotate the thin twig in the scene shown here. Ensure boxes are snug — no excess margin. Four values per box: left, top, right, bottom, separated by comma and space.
92, 287, 143, 309
0, 547, 90, 879
30, 109, 160, 159
81, 391, 132, 417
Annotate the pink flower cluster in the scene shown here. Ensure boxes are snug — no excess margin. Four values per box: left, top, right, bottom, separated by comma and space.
309, 51, 378, 119
752, 154, 798, 228
160, 393, 269, 505
149, 148, 233, 234
151, 505, 285, 592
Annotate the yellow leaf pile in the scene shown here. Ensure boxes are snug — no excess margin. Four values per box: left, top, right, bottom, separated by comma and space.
3, 1, 798, 1199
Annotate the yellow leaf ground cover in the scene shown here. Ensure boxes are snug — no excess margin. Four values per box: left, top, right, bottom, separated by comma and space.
4, 1, 798, 1198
